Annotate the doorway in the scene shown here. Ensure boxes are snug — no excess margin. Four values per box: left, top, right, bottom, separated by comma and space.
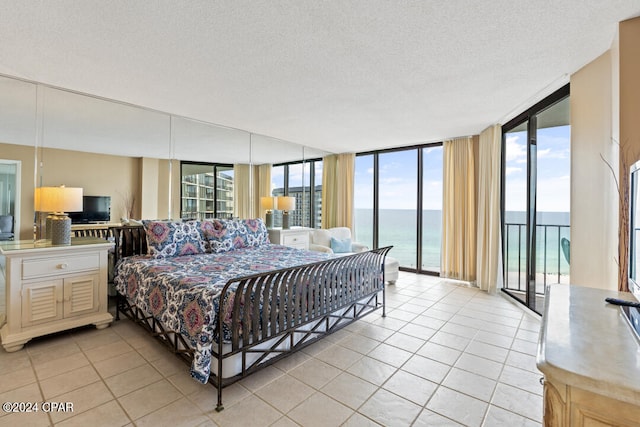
0, 159, 20, 239
502, 86, 570, 313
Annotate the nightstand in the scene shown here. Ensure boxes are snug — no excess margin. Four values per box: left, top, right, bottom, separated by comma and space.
268, 228, 310, 250
0, 238, 113, 352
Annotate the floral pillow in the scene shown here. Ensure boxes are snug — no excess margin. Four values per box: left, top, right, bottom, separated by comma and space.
143, 220, 207, 258
201, 218, 269, 251
227, 218, 269, 249
200, 219, 234, 253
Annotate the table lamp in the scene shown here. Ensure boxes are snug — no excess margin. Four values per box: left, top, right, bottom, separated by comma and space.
277, 196, 296, 230
261, 196, 276, 229
35, 186, 83, 245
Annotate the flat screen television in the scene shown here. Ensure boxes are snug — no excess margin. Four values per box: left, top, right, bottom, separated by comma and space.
68, 195, 111, 223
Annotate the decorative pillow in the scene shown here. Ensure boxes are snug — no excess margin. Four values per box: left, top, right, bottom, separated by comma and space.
330, 237, 352, 253
226, 218, 270, 249
199, 218, 269, 252
200, 219, 234, 253
143, 220, 207, 258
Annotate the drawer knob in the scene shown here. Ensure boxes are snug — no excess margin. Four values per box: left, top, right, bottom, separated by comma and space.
58, 263, 68, 270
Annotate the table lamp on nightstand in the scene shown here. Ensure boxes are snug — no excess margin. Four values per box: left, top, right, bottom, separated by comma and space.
261, 196, 276, 229
277, 196, 296, 230
35, 186, 83, 245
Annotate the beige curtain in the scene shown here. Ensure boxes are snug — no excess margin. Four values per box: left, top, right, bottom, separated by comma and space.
234, 163, 272, 220
233, 163, 252, 219
442, 137, 476, 281
254, 163, 272, 221
321, 153, 355, 229
476, 125, 502, 292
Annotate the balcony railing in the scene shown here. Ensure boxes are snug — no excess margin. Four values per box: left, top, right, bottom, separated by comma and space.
504, 222, 570, 295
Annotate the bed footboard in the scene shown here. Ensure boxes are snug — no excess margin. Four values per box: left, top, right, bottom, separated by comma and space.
214, 245, 392, 411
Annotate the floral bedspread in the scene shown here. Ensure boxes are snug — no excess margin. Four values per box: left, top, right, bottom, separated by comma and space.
113, 243, 331, 383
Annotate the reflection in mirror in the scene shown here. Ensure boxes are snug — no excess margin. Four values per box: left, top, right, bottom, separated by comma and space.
38, 85, 171, 227
0, 76, 37, 241
172, 117, 250, 164
0, 73, 337, 242
0, 75, 38, 329
172, 117, 251, 220
303, 146, 329, 229
251, 135, 304, 227
630, 160, 640, 300
304, 146, 328, 229
41, 86, 171, 157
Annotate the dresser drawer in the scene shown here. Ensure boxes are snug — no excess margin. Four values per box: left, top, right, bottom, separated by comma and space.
282, 233, 309, 248
22, 254, 100, 280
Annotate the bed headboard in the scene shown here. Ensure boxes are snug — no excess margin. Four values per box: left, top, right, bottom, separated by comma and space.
108, 225, 148, 263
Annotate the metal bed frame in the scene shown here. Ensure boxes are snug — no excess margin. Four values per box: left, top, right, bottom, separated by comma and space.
109, 225, 391, 411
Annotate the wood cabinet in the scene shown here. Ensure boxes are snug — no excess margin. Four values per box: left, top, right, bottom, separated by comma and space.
0, 239, 113, 352
538, 285, 640, 427
268, 228, 310, 250
542, 376, 640, 426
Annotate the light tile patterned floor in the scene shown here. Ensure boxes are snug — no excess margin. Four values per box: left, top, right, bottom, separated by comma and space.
0, 273, 543, 426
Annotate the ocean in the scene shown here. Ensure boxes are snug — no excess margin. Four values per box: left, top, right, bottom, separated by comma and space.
354, 209, 570, 276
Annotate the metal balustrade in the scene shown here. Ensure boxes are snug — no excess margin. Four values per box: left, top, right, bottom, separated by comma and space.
503, 222, 571, 295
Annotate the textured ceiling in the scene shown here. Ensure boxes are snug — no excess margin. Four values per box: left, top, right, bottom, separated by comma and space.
0, 1, 639, 156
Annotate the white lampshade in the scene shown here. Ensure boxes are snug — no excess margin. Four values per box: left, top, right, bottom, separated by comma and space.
35, 186, 83, 245
35, 186, 83, 213
260, 196, 276, 210
277, 196, 296, 211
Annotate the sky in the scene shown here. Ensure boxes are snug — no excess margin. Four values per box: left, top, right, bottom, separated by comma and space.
267, 123, 571, 213
353, 125, 571, 213
505, 125, 570, 213
354, 146, 443, 210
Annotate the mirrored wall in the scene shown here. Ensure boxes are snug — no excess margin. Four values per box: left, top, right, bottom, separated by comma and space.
0, 73, 329, 241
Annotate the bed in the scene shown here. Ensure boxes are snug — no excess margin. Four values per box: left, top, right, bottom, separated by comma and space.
111, 219, 391, 411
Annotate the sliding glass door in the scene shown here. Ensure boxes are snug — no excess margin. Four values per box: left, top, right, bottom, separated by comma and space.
502, 86, 570, 312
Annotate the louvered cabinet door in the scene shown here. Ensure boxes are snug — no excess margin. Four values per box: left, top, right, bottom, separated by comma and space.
0, 241, 114, 353
63, 274, 99, 317
21, 279, 64, 327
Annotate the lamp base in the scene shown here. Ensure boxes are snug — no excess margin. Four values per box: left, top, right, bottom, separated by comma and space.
51, 213, 72, 245
265, 211, 273, 229
282, 211, 290, 230
45, 214, 55, 240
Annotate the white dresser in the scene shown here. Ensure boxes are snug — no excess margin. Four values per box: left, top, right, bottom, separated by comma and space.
268, 228, 310, 250
0, 238, 113, 352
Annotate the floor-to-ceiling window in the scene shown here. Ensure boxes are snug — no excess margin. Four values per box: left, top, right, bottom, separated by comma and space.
422, 146, 443, 272
502, 85, 570, 313
181, 162, 234, 220
354, 155, 374, 249
379, 150, 418, 268
355, 144, 442, 274
272, 159, 323, 228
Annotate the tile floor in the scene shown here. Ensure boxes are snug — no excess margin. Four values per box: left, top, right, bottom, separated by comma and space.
0, 273, 543, 426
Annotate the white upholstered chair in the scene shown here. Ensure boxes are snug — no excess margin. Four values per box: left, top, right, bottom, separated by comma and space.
308, 227, 368, 254
308, 227, 399, 284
